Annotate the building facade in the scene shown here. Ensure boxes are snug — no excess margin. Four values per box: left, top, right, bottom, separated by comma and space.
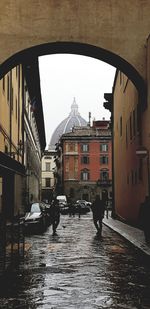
55, 120, 112, 202
0, 61, 46, 217
49, 97, 88, 198
112, 70, 147, 224
41, 149, 56, 203
23, 60, 46, 208
0, 60, 46, 264
0, 65, 25, 221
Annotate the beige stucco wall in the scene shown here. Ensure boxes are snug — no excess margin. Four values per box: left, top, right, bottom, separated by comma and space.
41, 152, 55, 189
0, 0, 150, 80
0, 66, 23, 160
0, 73, 10, 151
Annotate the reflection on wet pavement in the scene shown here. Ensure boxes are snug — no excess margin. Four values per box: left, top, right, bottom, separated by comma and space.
0, 213, 150, 308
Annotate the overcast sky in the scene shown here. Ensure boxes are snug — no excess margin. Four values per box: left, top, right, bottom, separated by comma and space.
38, 54, 116, 148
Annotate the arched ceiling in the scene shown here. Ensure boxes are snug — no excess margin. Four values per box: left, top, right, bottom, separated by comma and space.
0, 0, 150, 99
0, 1, 150, 74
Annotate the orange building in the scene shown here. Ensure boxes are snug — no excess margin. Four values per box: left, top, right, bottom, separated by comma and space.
57, 120, 112, 202
112, 70, 146, 224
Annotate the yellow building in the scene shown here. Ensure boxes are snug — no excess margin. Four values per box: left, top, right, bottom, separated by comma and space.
0, 60, 46, 221
0, 60, 46, 270
0, 65, 25, 220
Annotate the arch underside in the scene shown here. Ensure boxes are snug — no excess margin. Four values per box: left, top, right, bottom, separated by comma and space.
0, 42, 146, 102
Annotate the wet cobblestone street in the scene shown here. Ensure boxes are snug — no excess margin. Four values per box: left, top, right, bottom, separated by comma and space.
0, 212, 150, 308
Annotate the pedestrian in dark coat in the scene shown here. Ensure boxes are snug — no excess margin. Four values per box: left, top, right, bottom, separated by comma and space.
50, 199, 60, 235
91, 195, 105, 236
139, 196, 150, 243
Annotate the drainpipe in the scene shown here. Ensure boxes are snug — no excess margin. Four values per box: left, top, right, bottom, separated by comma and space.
111, 96, 116, 218
21, 66, 25, 166
10, 70, 12, 155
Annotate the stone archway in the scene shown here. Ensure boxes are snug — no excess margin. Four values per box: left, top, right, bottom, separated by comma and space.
0, 41, 146, 101
0, 0, 150, 82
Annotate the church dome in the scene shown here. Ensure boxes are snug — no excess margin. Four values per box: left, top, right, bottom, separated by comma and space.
49, 98, 87, 150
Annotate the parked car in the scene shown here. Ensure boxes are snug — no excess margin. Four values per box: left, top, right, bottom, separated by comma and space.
74, 200, 91, 214
56, 195, 67, 207
59, 205, 70, 215
76, 200, 92, 208
24, 202, 48, 233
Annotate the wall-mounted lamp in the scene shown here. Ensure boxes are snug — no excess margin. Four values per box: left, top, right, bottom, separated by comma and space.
18, 140, 23, 155
136, 146, 150, 199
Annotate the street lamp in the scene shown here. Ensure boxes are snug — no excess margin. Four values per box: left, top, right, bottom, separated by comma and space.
136, 146, 150, 199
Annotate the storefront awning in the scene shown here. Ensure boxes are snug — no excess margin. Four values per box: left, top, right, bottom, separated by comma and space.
0, 151, 25, 176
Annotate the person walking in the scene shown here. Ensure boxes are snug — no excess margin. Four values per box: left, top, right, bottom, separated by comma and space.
49, 199, 60, 235
91, 195, 105, 236
139, 196, 150, 243
78, 202, 81, 219
102, 190, 108, 218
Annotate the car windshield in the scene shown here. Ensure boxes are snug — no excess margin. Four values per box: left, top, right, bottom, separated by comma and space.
30, 203, 41, 213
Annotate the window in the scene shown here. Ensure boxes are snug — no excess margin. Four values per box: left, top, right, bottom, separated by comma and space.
120, 116, 122, 137
45, 162, 50, 171
131, 170, 134, 185
18, 65, 20, 89
5, 145, 8, 154
100, 170, 109, 181
16, 66, 18, 78
100, 156, 108, 164
65, 158, 69, 172
119, 71, 122, 85
81, 144, 89, 152
127, 174, 129, 185
45, 178, 51, 187
7, 75, 10, 102
74, 157, 78, 176
69, 143, 75, 151
100, 143, 108, 152
81, 156, 89, 164
81, 169, 89, 181
11, 87, 13, 111
129, 114, 132, 140
65, 143, 69, 152
133, 109, 136, 137
135, 170, 137, 185
126, 123, 128, 147
2, 76, 5, 92
139, 159, 143, 181
16, 98, 18, 120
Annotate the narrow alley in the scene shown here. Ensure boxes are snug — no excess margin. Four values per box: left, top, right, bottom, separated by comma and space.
0, 212, 150, 309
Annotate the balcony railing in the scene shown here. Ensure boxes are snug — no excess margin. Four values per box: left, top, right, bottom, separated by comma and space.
97, 179, 112, 187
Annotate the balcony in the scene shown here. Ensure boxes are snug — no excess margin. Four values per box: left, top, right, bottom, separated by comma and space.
97, 179, 112, 187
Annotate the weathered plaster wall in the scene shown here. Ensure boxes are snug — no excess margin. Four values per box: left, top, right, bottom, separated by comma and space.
0, 0, 150, 79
